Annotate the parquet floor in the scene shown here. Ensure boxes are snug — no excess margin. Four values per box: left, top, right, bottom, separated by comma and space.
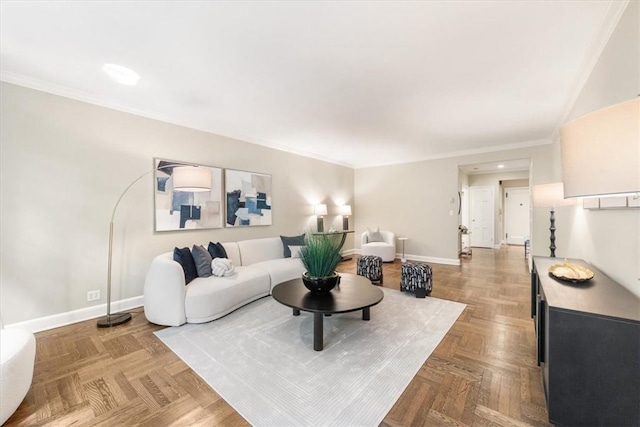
6, 246, 549, 426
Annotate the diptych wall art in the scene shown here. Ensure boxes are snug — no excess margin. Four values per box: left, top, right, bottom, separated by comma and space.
225, 169, 272, 227
154, 159, 223, 231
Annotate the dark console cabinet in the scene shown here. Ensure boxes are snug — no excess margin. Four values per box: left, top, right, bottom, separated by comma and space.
532, 257, 640, 427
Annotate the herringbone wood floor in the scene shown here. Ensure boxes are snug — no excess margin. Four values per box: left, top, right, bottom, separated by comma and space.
6, 246, 549, 426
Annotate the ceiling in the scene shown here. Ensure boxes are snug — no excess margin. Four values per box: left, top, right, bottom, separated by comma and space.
0, 1, 625, 168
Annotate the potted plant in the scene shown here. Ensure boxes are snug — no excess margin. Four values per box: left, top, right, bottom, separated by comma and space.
299, 233, 343, 293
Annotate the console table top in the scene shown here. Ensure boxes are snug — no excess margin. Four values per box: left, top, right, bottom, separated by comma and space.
533, 256, 640, 322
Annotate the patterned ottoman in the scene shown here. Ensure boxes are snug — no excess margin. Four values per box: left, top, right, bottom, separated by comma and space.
356, 255, 383, 284
400, 262, 432, 298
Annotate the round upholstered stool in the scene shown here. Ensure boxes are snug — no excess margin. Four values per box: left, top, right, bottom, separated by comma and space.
400, 262, 432, 298
356, 255, 383, 284
1, 328, 36, 424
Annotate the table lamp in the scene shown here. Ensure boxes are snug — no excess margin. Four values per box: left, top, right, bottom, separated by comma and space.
340, 205, 352, 230
314, 204, 327, 233
532, 182, 575, 257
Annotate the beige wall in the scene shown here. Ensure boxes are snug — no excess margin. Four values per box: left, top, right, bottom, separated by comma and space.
554, 1, 639, 295
354, 144, 554, 264
0, 82, 354, 324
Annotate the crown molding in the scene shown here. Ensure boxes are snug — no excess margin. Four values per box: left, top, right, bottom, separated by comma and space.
355, 138, 552, 169
0, 72, 356, 169
550, 0, 630, 141
0, 72, 551, 170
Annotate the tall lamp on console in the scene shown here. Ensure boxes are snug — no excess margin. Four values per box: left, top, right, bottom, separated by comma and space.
97, 163, 212, 327
532, 182, 575, 258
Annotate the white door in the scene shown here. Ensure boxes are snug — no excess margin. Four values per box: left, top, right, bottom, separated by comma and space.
470, 186, 494, 248
505, 187, 530, 245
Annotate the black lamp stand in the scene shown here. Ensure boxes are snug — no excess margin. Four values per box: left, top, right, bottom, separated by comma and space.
317, 217, 324, 233
342, 216, 349, 231
549, 207, 556, 257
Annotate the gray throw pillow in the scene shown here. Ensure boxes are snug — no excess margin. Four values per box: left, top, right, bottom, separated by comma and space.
280, 234, 306, 258
367, 227, 384, 243
192, 244, 213, 277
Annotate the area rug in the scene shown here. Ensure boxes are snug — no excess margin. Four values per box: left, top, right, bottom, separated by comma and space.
155, 287, 465, 426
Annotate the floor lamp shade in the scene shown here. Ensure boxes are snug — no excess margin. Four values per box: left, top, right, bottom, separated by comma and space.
561, 97, 639, 198
532, 182, 575, 258
97, 164, 211, 328
172, 166, 212, 192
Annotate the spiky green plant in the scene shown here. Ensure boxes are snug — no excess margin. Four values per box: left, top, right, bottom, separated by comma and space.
299, 233, 343, 278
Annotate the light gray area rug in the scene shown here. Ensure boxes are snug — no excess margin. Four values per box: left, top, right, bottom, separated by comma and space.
155, 288, 465, 426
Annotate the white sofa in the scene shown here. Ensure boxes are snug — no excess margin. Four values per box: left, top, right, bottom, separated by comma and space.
144, 237, 306, 326
0, 325, 36, 425
361, 230, 396, 262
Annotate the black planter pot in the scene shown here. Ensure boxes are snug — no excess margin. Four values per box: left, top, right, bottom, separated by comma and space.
302, 272, 340, 294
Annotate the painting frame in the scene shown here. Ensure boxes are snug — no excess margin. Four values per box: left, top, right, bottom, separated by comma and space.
225, 168, 273, 227
154, 158, 223, 232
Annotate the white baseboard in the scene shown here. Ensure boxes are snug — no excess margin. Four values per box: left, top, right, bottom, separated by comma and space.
402, 253, 461, 266
4, 296, 144, 334
352, 250, 460, 266
341, 248, 357, 256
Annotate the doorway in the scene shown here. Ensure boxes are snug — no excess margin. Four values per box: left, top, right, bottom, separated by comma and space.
504, 187, 530, 245
470, 186, 495, 248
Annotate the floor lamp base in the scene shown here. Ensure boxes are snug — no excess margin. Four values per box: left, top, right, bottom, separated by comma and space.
97, 312, 132, 328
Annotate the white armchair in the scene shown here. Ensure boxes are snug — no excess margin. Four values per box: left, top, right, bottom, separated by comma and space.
1, 323, 36, 425
361, 229, 396, 262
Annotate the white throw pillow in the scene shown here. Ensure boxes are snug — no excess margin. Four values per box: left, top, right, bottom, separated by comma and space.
366, 227, 384, 243
289, 245, 304, 259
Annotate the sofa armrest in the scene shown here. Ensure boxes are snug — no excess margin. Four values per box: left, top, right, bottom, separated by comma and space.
143, 253, 187, 326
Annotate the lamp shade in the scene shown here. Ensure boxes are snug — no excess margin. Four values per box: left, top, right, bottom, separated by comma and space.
172, 166, 212, 192
560, 97, 639, 198
532, 182, 576, 208
340, 205, 352, 216
314, 204, 327, 216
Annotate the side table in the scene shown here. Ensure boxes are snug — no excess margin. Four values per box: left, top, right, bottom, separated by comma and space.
398, 237, 409, 263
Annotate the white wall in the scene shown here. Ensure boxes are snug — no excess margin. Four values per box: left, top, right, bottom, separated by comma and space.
0, 82, 354, 325
354, 144, 554, 264
554, 0, 639, 295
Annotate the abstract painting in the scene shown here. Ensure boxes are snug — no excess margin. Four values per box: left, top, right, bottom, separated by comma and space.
154, 159, 223, 231
225, 169, 272, 227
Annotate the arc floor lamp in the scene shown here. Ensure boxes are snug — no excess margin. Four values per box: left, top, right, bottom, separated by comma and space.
97, 163, 212, 327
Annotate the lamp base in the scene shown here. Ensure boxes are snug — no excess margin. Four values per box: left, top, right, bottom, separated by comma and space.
97, 312, 132, 328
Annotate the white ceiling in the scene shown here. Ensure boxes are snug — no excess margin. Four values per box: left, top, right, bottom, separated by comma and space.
0, 1, 626, 168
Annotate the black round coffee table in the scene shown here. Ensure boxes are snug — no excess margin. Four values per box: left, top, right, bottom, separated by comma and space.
272, 273, 384, 351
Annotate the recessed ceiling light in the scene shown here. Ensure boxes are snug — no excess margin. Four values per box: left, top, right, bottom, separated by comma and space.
497, 164, 505, 169
102, 63, 140, 86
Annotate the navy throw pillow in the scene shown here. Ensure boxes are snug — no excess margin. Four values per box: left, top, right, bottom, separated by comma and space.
173, 247, 197, 285
280, 234, 306, 258
208, 241, 228, 259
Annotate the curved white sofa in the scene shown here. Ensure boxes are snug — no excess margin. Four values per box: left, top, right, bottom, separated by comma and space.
144, 237, 306, 326
0, 327, 36, 425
